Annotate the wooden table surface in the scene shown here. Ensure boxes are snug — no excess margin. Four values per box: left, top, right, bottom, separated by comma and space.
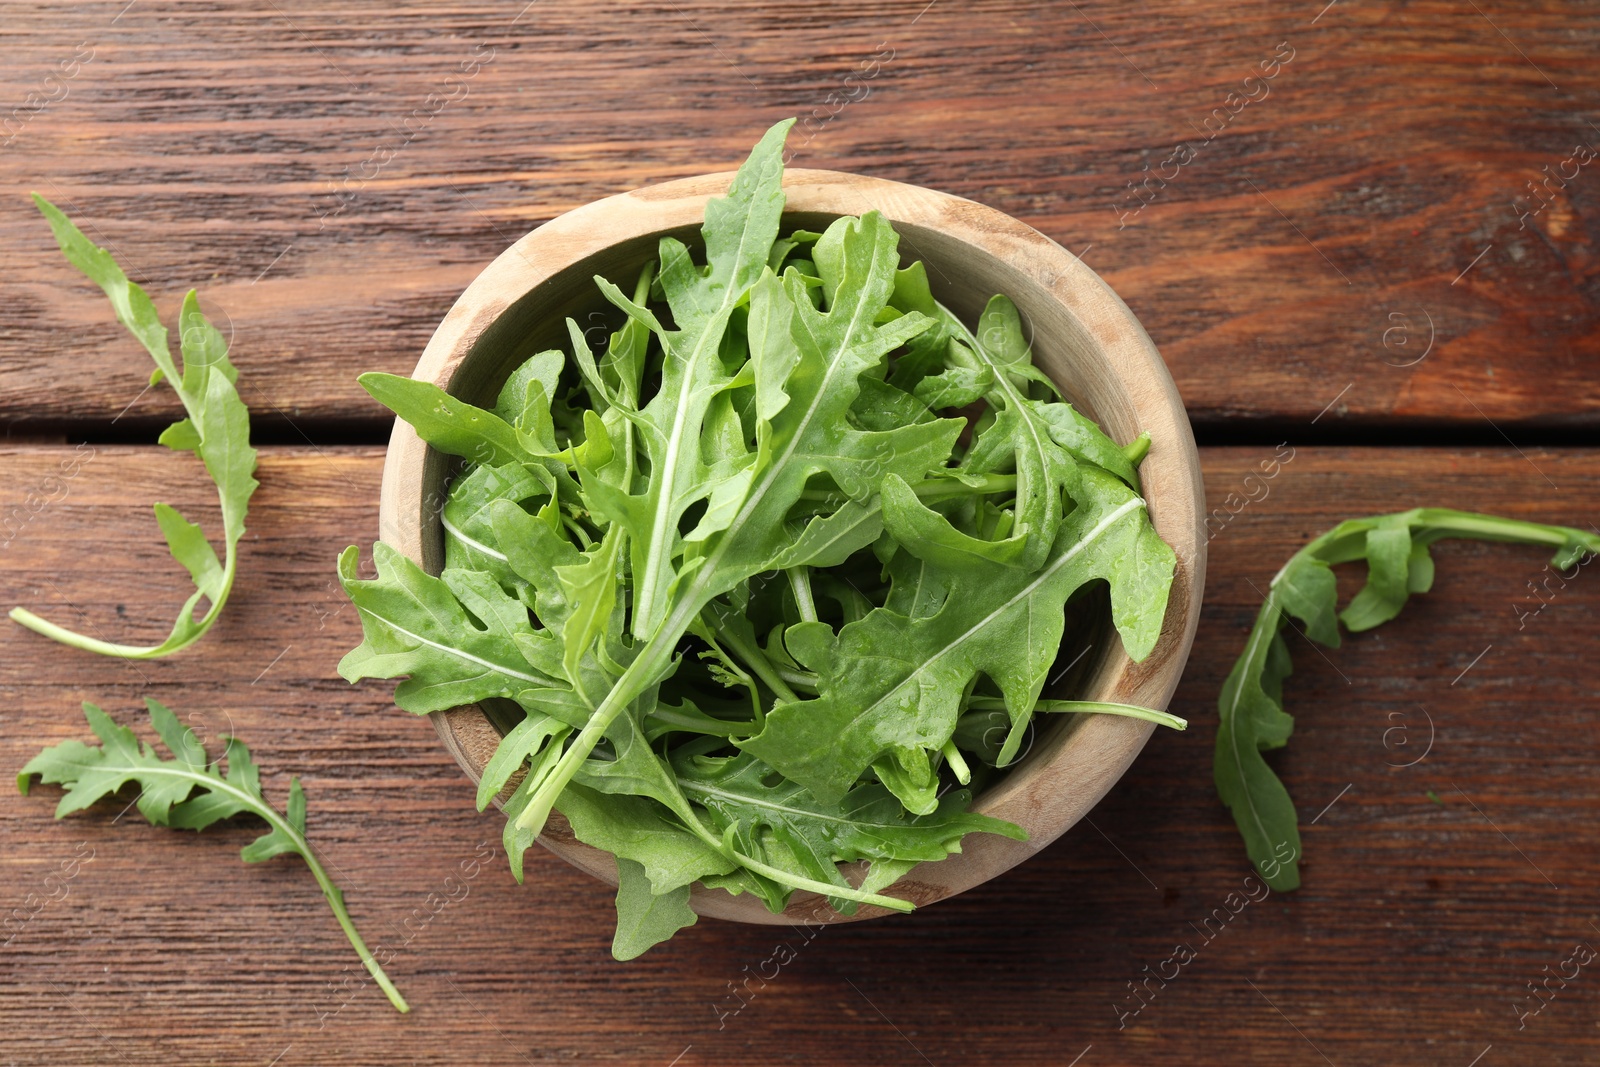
2, 2, 1597, 1065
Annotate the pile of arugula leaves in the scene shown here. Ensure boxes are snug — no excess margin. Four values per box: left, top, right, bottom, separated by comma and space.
339, 119, 1181, 957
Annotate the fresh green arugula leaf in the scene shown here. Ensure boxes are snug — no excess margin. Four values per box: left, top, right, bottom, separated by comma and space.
495, 349, 564, 431
1217, 508, 1600, 891
556, 526, 625, 684
611, 858, 698, 960
1032, 401, 1143, 491
19, 700, 407, 1012
559, 780, 736, 896
440, 461, 555, 600
359, 372, 547, 467
933, 295, 1078, 570
10, 196, 258, 659
336, 543, 565, 715
477, 713, 570, 810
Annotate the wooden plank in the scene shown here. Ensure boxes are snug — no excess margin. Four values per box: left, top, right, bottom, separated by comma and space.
2, 1, 1597, 434
0, 444, 1596, 1063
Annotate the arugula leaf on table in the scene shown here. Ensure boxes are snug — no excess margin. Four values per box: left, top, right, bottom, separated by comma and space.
10, 195, 258, 659
1217, 508, 1600, 891
19, 699, 407, 1012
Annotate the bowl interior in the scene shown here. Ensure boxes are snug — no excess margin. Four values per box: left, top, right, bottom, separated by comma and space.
388, 170, 1205, 924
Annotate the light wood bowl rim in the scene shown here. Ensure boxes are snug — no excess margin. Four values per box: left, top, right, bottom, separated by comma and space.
376, 167, 1206, 925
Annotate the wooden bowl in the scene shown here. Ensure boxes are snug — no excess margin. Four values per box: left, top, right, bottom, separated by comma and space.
377, 169, 1206, 925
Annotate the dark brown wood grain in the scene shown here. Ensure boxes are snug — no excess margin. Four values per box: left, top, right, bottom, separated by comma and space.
2, 1, 1599, 437
1, 445, 1596, 1065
